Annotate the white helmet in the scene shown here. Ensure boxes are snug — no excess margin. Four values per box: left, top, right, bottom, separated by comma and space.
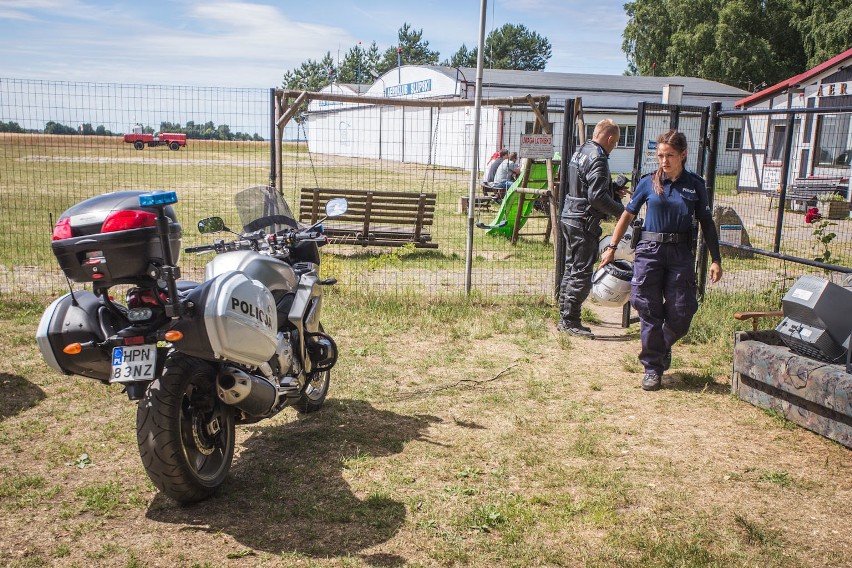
599, 225, 635, 262
591, 260, 633, 307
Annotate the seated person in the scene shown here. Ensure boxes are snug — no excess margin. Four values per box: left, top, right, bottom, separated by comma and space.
493, 152, 520, 189
484, 149, 508, 184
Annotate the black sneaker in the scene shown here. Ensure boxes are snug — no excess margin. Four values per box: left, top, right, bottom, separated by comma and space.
641, 372, 662, 391
663, 349, 672, 371
558, 321, 595, 339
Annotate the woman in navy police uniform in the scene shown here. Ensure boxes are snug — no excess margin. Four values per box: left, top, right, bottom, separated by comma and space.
600, 130, 722, 391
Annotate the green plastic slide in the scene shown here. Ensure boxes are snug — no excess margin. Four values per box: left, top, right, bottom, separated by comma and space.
485, 160, 559, 238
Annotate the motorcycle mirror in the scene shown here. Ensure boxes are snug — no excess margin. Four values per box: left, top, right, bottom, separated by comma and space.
197, 217, 227, 234
325, 198, 348, 218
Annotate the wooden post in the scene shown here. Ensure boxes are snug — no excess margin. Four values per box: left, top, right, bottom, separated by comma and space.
575, 97, 585, 145
546, 157, 558, 244
511, 192, 527, 244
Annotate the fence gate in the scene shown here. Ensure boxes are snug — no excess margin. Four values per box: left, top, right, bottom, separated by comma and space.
623, 102, 711, 325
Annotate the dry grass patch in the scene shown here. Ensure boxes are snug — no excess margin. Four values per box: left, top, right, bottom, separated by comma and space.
0, 293, 849, 567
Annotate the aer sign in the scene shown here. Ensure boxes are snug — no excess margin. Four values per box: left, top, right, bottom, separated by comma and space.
519, 134, 553, 160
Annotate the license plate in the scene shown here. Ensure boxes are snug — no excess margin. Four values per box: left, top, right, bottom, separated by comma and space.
111, 345, 157, 383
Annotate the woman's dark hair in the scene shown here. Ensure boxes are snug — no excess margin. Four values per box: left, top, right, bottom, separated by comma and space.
653, 130, 688, 195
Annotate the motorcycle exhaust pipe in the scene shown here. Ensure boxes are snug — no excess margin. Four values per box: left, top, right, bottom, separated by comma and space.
216, 368, 278, 417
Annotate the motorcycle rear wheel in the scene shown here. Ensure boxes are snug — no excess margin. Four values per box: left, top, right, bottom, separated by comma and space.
136, 355, 235, 503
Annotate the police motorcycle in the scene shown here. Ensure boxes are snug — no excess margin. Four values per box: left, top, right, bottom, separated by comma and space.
37, 186, 343, 503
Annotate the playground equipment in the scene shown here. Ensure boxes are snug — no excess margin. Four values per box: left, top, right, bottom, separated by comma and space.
479, 158, 560, 244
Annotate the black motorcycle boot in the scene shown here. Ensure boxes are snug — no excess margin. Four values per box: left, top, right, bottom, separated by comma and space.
558, 319, 595, 339
558, 302, 593, 336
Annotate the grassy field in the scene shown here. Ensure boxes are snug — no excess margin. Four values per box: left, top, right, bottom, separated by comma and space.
1, 291, 849, 567
0, 133, 555, 296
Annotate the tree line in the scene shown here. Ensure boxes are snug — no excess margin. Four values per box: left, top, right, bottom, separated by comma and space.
285, 5, 851, 94
155, 121, 263, 141
623, 0, 852, 91
282, 22, 551, 91
0, 120, 115, 135
0, 120, 262, 141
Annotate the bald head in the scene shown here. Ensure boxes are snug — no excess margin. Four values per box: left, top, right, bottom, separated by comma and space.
593, 119, 620, 154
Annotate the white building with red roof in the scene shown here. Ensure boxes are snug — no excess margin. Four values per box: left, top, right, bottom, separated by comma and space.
734, 48, 852, 193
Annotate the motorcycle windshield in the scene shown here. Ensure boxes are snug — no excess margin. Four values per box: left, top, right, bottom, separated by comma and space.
234, 185, 297, 233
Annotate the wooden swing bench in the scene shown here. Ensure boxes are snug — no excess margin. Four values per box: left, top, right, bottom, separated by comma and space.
299, 188, 438, 248
768, 177, 847, 210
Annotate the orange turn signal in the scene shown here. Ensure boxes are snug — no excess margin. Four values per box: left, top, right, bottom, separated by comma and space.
163, 330, 183, 342
63, 343, 82, 355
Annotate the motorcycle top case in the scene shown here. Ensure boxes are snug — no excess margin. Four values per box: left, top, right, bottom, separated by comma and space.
36, 290, 126, 382
51, 191, 182, 286
169, 271, 278, 368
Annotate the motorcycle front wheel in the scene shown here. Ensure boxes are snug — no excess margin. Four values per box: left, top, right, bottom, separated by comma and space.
294, 368, 330, 414
136, 355, 235, 503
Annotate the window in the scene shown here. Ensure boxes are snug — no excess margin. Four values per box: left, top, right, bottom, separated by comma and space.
617, 125, 636, 148
767, 123, 787, 163
725, 128, 742, 150
573, 124, 635, 148
814, 114, 852, 167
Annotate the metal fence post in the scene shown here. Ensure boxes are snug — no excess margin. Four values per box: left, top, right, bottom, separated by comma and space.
555, 98, 575, 299
697, 102, 721, 300
669, 106, 680, 131
631, 102, 647, 189
773, 112, 797, 253
269, 88, 277, 188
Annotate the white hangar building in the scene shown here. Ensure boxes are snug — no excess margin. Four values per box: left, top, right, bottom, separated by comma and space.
305, 65, 748, 177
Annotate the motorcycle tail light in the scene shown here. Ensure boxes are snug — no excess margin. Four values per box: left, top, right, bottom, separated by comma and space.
123, 336, 145, 346
127, 307, 153, 322
52, 218, 73, 240
101, 210, 157, 233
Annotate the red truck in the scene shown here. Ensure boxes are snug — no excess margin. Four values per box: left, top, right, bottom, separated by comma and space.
124, 125, 186, 150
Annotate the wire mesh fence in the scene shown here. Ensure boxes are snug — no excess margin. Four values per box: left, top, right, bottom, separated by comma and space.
0, 78, 272, 295
0, 79, 571, 300
708, 106, 852, 305
276, 94, 566, 297
1, 78, 849, 306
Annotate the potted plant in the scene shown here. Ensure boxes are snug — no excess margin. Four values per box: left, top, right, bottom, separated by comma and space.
816, 192, 849, 220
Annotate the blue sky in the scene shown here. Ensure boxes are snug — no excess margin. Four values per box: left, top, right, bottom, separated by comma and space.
0, 0, 630, 88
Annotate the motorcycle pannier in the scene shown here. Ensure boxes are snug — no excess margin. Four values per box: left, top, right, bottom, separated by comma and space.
169, 272, 279, 368
35, 291, 126, 382
51, 191, 182, 286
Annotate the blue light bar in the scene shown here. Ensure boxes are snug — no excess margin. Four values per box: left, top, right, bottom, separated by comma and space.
139, 191, 178, 207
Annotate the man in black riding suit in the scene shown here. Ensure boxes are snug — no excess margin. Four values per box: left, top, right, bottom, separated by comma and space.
558, 118, 626, 338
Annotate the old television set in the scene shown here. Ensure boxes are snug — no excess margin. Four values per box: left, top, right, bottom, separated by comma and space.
775, 275, 852, 365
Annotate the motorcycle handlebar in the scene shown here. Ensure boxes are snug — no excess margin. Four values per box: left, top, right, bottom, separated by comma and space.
292, 230, 322, 242
184, 244, 216, 254
185, 229, 323, 256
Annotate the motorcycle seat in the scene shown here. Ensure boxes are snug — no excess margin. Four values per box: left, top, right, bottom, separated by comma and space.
176, 280, 199, 296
